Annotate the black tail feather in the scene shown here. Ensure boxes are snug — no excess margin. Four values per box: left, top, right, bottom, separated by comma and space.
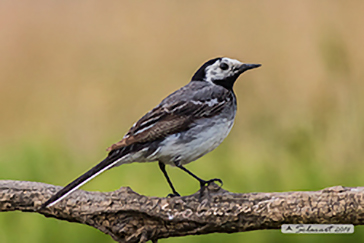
40, 155, 121, 209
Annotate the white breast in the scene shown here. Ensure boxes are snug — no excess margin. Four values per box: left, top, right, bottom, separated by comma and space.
157, 118, 234, 166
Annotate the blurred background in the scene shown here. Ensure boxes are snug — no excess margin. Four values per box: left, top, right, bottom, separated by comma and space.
0, 1, 364, 242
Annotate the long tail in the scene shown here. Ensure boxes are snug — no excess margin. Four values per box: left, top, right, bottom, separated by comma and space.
40, 153, 124, 209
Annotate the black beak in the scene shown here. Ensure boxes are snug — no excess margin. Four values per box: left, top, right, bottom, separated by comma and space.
239, 63, 261, 73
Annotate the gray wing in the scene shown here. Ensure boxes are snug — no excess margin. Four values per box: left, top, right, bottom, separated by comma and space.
107, 81, 232, 152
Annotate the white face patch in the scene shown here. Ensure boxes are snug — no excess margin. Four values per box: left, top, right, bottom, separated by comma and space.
204, 57, 244, 83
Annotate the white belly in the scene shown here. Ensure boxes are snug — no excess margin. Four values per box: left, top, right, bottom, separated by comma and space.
157, 118, 234, 166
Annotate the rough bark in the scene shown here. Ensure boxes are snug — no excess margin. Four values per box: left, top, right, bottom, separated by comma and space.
0, 180, 363, 242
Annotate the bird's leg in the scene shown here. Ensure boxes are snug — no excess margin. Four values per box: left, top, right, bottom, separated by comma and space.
174, 161, 223, 193
158, 161, 180, 197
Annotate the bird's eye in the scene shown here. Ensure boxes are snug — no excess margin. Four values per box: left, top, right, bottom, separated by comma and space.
219, 62, 229, 70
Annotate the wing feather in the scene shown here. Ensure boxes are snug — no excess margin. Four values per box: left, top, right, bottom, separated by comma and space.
107, 84, 232, 152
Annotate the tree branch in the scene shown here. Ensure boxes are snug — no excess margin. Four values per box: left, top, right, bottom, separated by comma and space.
0, 180, 363, 242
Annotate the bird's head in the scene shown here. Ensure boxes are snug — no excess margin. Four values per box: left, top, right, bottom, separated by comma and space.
191, 57, 261, 90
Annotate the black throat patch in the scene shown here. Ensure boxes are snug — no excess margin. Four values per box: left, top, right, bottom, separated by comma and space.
212, 74, 240, 90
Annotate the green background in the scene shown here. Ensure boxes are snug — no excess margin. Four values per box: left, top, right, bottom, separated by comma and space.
1, 1, 364, 242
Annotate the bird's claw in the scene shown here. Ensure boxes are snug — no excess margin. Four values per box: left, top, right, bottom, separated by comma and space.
200, 178, 223, 188
198, 178, 222, 200
167, 192, 181, 198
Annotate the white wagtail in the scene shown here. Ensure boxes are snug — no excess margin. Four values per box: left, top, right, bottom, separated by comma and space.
41, 57, 260, 208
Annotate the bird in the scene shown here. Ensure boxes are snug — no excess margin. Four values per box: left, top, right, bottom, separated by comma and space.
40, 57, 261, 209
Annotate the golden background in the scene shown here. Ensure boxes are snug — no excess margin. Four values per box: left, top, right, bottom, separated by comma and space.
0, 1, 363, 242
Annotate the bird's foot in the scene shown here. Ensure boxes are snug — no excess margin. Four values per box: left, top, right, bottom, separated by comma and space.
199, 178, 223, 199
167, 192, 181, 198
199, 178, 223, 188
